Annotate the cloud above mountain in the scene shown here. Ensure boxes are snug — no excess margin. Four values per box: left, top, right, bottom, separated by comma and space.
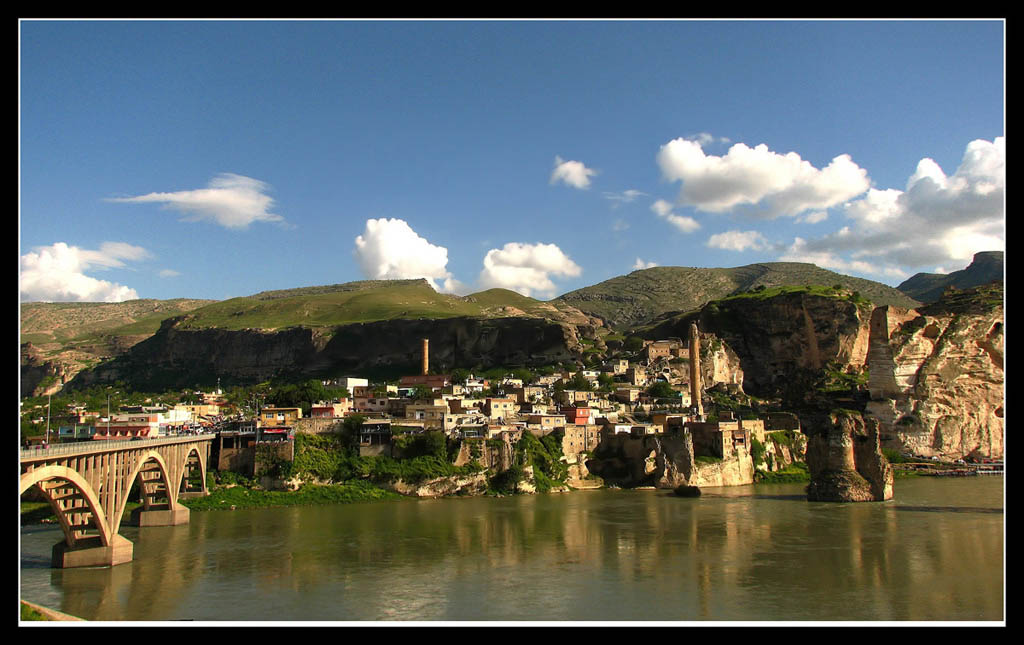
478, 242, 582, 298
782, 137, 1005, 275
20, 241, 150, 302
656, 138, 870, 218
108, 173, 284, 230
353, 218, 464, 293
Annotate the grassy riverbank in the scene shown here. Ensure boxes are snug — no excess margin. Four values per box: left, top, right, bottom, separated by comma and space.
180, 479, 404, 511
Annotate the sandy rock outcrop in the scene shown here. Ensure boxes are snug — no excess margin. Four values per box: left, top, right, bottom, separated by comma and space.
804, 411, 893, 502
585, 432, 753, 489
863, 286, 1003, 460
382, 472, 490, 498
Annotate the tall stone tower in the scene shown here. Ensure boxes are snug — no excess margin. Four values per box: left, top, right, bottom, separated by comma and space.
421, 338, 429, 376
689, 322, 703, 418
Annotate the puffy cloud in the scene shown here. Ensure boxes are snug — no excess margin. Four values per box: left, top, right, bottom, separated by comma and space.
108, 173, 284, 230
550, 156, 597, 189
353, 218, 463, 293
790, 137, 1005, 275
651, 199, 700, 233
656, 138, 870, 217
632, 258, 658, 270
20, 241, 150, 302
706, 230, 770, 252
478, 242, 582, 298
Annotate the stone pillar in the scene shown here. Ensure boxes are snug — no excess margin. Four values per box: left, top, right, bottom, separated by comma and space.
805, 412, 894, 502
689, 323, 703, 417
422, 338, 429, 376
130, 502, 191, 527
52, 535, 133, 569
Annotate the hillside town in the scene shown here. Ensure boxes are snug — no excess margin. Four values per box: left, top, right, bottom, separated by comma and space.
24, 323, 794, 490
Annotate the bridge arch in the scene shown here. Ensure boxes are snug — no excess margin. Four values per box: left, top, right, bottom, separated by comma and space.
20, 465, 114, 548
117, 451, 175, 535
178, 445, 208, 496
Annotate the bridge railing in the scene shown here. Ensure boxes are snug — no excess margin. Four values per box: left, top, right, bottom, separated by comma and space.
20, 434, 214, 461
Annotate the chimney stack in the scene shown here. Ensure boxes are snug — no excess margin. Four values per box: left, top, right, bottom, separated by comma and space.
422, 338, 429, 376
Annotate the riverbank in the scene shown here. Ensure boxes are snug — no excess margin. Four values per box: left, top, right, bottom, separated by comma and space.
21, 600, 84, 622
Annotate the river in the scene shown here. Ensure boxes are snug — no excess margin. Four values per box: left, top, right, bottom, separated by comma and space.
19, 476, 1004, 623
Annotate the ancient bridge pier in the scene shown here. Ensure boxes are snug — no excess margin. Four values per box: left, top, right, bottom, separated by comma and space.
20, 435, 213, 568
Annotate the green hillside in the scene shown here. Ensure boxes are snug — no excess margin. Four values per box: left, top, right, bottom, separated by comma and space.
554, 263, 921, 330
177, 280, 483, 330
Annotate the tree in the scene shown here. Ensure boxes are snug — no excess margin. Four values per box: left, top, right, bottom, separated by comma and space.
410, 385, 434, 401
647, 381, 676, 400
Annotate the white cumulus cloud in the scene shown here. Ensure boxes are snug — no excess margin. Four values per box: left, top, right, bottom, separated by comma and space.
656, 138, 870, 218
550, 156, 597, 190
20, 242, 150, 302
353, 218, 464, 293
108, 173, 284, 230
478, 242, 582, 298
651, 199, 700, 233
787, 137, 1005, 275
706, 230, 770, 252
632, 258, 658, 270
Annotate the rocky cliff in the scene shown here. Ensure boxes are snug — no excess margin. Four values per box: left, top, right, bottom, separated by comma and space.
68, 315, 592, 390
644, 290, 873, 398
863, 283, 1004, 460
804, 411, 894, 502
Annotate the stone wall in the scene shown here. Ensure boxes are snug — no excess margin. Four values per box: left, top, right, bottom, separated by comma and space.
293, 417, 344, 435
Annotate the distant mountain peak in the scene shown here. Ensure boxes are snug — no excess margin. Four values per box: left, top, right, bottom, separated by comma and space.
897, 251, 1004, 304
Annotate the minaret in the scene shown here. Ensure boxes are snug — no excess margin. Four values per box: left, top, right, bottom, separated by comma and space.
422, 338, 429, 376
689, 322, 703, 418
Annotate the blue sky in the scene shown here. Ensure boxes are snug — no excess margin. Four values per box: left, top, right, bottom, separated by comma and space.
19, 19, 1005, 303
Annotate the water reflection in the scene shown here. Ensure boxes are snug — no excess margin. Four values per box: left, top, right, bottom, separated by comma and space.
21, 477, 1003, 622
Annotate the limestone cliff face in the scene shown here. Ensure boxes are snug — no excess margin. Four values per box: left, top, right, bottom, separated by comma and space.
863, 286, 1004, 460
585, 433, 754, 489
647, 292, 872, 398
805, 411, 893, 502
68, 315, 587, 389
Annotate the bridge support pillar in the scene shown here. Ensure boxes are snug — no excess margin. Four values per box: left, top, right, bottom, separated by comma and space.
131, 502, 190, 527
52, 535, 133, 569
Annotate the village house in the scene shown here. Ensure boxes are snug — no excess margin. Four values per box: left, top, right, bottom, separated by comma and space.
519, 402, 551, 415
399, 374, 451, 390
555, 389, 599, 405
505, 385, 548, 405
625, 367, 648, 387
323, 376, 368, 393
561, 424, 601, 462
526, 414, 567, 434
354, 395, 390, 414
259, 407, 302, 427
562, 405, 594, 426
358, 418, 393, 456
405, 403, 448, 429
309, 400, 352, 418
642, 340, 679, 363
482, 397, 517, 420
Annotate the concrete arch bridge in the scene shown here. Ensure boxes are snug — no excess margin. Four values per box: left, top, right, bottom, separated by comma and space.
20, 435, 213, 568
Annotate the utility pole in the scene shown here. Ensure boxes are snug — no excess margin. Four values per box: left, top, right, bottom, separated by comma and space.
45, 393, 51, 446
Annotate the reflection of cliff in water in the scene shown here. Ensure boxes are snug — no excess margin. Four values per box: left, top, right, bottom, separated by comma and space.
24, 479, 1003, 621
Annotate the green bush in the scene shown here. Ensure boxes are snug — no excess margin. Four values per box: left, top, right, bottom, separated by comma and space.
750, 437, 766, 468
